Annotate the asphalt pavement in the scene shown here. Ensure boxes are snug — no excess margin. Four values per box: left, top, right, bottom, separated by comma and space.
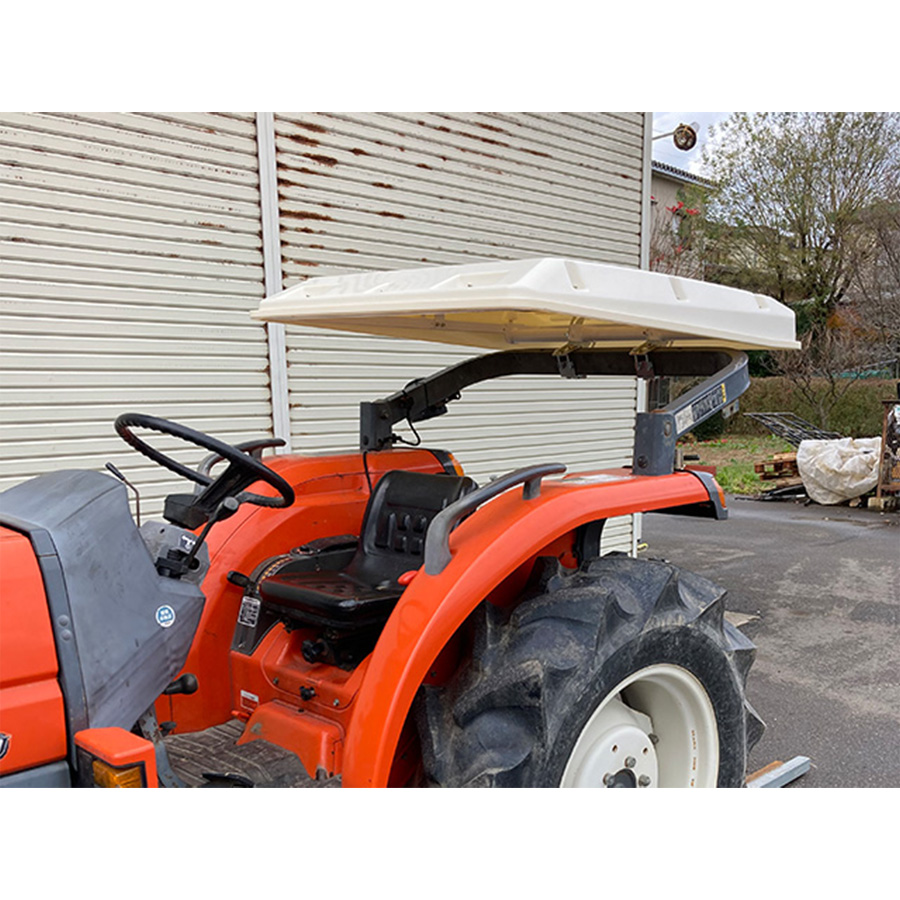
641, 496, 899, 788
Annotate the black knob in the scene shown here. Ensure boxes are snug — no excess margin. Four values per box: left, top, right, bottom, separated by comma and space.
227, 570, 252, 589
302, 640, 327, 664
163, 673, 199, 695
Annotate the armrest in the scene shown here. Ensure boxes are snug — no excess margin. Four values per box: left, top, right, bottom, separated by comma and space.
423, 463, 566, 575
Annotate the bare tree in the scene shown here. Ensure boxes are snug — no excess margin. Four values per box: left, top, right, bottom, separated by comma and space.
702, 112, 900, 328
851, 188, 900, 363
770, 323, 887, 430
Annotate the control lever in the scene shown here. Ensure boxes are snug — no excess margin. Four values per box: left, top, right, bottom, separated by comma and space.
157, 496, 240, 579
106, 462, 142, 526
181, 496, 240, 572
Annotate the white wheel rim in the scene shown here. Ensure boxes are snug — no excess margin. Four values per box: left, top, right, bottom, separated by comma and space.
560, 664, 719, 788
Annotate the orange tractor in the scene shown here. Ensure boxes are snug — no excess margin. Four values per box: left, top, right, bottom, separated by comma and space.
0, 259, 798, 788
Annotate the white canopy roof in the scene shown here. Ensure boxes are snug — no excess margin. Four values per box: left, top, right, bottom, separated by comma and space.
253, 258, 799, 351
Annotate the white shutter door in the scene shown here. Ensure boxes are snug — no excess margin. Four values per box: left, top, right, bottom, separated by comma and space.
275, 112, 645, 551
0, 112, 271, 516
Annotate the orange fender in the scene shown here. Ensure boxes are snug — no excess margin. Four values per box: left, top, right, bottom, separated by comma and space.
342, 471, 715, 786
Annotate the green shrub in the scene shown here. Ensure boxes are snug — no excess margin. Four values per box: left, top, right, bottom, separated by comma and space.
691, 411, 727, 440
725, 377, 895, 437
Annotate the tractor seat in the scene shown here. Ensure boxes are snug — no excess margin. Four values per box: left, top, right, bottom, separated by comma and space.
257, 470, 476, 630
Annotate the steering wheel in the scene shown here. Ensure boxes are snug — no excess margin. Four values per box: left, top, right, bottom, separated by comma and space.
114, 413, 295, 515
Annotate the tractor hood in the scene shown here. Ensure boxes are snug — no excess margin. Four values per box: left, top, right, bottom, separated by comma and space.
252, 257, 800, 351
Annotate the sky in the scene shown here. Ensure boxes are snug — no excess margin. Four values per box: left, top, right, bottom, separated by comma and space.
652, 112, 731, 175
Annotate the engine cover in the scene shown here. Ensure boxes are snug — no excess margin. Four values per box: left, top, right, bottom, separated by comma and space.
0, 470, 205, 734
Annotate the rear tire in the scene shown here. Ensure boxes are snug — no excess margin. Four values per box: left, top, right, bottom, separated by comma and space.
416, 556, 764, 787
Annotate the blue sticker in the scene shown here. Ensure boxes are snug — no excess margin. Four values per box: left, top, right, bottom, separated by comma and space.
155, 605, 176, 628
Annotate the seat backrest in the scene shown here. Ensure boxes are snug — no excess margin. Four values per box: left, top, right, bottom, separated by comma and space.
347, 470, 476, 587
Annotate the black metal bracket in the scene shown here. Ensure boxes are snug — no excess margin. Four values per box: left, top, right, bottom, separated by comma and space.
138, 707, 186, 788
633, 353, 654, 380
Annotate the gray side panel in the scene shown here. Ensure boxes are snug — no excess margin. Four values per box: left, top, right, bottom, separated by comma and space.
0, 761, 71, 788
0, 470, 205, 730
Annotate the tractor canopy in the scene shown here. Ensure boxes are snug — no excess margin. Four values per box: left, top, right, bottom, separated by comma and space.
252, 257, 800, 351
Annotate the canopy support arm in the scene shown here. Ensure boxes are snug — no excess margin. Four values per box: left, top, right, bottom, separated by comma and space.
360, 348, 747, 475
633, 351, 749, 476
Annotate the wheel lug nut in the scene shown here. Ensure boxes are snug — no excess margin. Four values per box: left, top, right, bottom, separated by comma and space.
625, 756, 636, 768
603, 773, 615, 786
648, 733, 659, 745
639, 775, 651, 787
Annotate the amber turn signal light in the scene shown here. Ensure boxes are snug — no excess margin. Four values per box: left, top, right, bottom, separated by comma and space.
92, 759, 146, 788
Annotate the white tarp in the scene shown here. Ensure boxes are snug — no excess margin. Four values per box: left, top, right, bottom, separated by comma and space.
797, 437, 882, 505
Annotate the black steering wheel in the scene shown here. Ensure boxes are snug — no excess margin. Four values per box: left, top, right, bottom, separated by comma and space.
114, 414, 295, 516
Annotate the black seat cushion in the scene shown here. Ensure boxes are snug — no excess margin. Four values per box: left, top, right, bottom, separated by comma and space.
257, 572, 402, 629
258, 470, 476, 630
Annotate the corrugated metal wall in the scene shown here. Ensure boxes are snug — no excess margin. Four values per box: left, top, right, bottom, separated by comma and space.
0, 111, 648, 551
274, 112, 645, 550
0, 112, 270, 514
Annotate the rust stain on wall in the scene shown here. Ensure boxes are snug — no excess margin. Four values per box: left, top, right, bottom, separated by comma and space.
281, 210, 334, 221
303, 154, 339, 167
287, 134, 320, 147
474, 121, 512, 136
463, 132, 509, 148
294, 121, 327, 134
431, 123, 512, 149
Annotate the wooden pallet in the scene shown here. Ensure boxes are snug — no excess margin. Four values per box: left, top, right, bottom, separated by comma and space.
762, 475, 804, 491
755, 452, 799, 480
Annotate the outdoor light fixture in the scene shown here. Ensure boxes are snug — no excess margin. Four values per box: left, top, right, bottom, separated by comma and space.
653, 121, 699, 152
